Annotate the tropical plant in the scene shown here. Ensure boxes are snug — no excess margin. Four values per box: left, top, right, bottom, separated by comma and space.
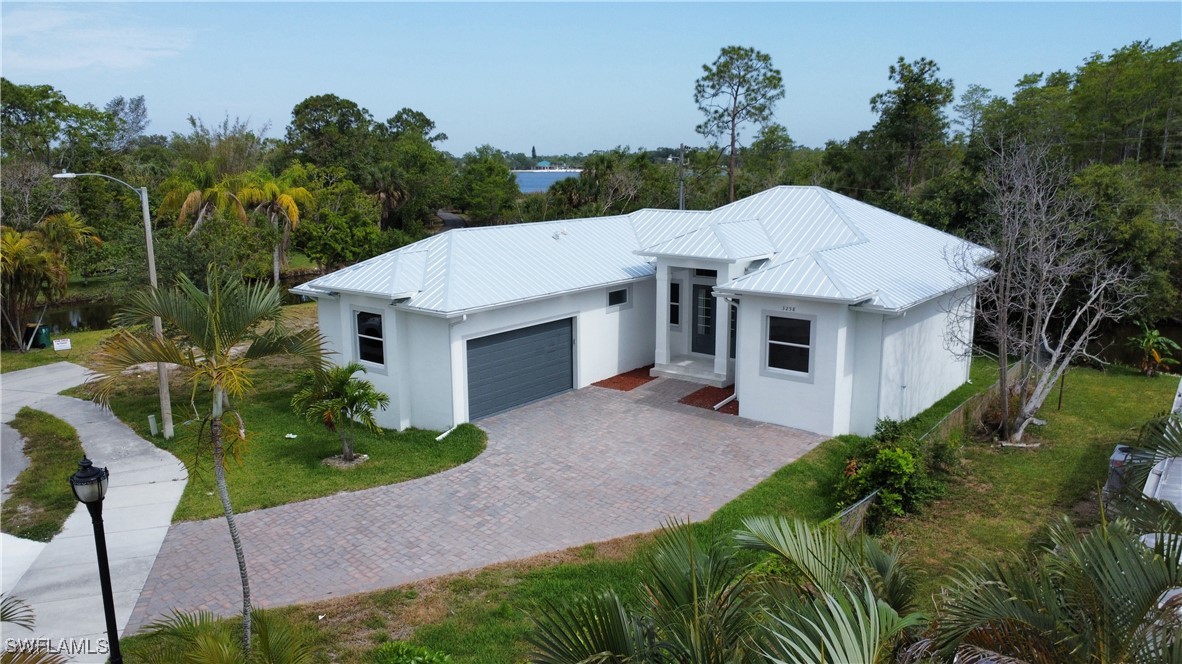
0, 594, 68, 664
935, 515, 1182, 663
159, 160, 248, 238
88, 265, 324, 654
1128, 321, 1181, 377
0, 212, 100, 350
290, 361, 389, 462
529, 521, 757, 663
528, 517, 923, 664
239, 171, 313, 284
129, 608, 314, 664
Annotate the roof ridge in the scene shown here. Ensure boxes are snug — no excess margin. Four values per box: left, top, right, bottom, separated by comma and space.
815, 188, 868, 244
710, 220, 738, 258
439, 230, 457, 310
808, 250, 859, 299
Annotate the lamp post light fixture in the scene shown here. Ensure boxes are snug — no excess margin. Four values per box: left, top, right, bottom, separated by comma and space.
53, 171, 174, 439
69, 457, 123, 664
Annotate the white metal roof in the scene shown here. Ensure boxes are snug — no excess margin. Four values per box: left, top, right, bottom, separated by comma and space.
294, 186, 990, 315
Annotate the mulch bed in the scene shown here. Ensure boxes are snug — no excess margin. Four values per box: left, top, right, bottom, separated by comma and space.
593, 364, 656, 391
678, 385, 739, 415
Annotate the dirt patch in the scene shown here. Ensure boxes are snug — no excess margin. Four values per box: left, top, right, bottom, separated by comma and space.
321, 453, 370, 469
290, 531, 655, 662
593, 364, 656, 391
678, 385, 739, 415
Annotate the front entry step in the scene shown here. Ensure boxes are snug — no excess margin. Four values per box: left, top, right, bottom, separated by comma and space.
650, 360, 732, 388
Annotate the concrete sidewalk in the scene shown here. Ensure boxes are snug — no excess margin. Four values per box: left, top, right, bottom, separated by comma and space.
1, 364, 187, 662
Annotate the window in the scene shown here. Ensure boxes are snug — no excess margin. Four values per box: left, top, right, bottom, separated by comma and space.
607, 288, 628, 307
669, 282, 681, 326
694, 269, 717, 278
356, 311, 384, 365
766, 315, 811, 374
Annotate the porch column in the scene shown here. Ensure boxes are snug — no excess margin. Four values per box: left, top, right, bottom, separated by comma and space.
713, 287, 730, 376
655, 262, 670, 365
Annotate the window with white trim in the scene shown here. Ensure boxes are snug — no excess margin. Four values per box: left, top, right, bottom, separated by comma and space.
766, 315, 811, 374
669, 282, 681, 326
356, 311, 384, 365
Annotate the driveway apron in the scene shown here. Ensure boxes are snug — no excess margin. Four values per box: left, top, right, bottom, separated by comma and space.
125, 378, 822, 633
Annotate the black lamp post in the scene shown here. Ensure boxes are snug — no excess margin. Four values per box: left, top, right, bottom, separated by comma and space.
69, 457, 123, 663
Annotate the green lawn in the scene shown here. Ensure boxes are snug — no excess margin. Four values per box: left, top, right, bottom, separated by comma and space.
85, 364, 485, 522
124, 360, 1167, 662
1, 408, 87, 541
885, 364, 1178, 611
0, 327, 113, 373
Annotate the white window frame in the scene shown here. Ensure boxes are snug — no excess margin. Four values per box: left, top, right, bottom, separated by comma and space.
353, 308, 387, 374
761, 312, 815, 382
606, 285, 632, 312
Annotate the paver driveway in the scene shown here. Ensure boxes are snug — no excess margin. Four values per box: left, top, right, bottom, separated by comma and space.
125, 378, 823, 633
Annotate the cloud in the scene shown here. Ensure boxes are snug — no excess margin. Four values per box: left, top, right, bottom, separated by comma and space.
2, 5, 192, 74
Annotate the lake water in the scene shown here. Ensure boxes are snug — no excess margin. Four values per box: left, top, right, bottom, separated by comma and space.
513, 170, 580, 193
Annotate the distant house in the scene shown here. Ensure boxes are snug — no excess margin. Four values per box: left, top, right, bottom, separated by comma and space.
535, 160, 552, 169
294, 187, 990, 437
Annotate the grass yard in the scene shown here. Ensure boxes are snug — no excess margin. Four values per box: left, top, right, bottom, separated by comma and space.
885, 364, 1179, 611
82, 359, 485, 522
0, 327, 113, 373
1, 408, 87, 541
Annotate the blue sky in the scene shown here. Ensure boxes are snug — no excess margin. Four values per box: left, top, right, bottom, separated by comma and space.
3, 2, 1179, 155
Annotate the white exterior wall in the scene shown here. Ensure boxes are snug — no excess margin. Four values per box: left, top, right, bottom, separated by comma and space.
734, 295, 848, 437
878, 287, 974, 422
448, 279, 656, 424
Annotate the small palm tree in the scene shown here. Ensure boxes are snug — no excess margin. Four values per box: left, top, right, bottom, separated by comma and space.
935, 516, 1182, 663
89, 265, 324, 655
290, 361, 389, 463
130, 608, 314, 664
1, 594, 68, 663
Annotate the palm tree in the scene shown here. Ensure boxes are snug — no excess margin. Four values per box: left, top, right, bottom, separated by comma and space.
935, 516, 1182, 663
129, 607, 315, 664
1, 594, 68, 663
0, 213, 100, 350
159, 160, 248, 238
290, 361, 389, 462
88, 265, 324, 655
528, 517, 923, 664
529, 520, 758, 663
239, 172, 313, 284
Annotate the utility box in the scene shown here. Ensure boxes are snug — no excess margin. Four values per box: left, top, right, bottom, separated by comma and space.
22, 324, 50, 349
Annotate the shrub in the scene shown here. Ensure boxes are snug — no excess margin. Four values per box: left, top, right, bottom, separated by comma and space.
371, 641, 453, 664
874, 417, 905, 443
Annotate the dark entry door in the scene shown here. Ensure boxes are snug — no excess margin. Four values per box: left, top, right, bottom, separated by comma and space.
691, 284, 716, 355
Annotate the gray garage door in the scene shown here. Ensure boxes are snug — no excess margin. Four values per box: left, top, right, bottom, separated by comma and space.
467, 318, 574, 420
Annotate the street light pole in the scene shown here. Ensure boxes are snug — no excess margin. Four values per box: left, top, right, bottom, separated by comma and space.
69, 458, 123, 664
54, 171, 174, 439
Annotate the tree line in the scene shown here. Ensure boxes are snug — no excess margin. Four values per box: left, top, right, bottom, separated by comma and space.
1, 39, 1179, 350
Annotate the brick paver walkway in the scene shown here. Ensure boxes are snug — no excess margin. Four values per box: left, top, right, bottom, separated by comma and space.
125, 378, 822, 633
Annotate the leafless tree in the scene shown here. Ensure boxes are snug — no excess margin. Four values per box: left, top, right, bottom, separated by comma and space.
948, 139, 1140, 443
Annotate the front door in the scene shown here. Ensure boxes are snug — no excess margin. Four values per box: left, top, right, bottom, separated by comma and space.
691, 284, 716, 355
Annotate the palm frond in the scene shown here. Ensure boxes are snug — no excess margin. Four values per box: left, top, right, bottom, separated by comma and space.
0, 594, 36, 630
736, 516, 854, 598
527, 590, 650, 664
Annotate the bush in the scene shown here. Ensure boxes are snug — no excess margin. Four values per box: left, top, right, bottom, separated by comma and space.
874, 417, 905, 443
371, 641, 453, 664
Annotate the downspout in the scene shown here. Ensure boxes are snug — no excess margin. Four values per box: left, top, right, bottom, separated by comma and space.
719, 295, 740, 408
438, 313, 469, 438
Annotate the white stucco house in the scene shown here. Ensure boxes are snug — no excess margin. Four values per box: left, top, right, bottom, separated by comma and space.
293, 186, 990, 437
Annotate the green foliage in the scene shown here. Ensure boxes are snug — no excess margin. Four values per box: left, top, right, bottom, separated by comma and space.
370, 641, 453, 664
873, 417, 904, 443
0, 408, 86, 541
128, 607, 315, 664
935, 517, 1182, 662
1127, 320, 1181, 376
456, 145, 520, 224
291, 361, 391, 462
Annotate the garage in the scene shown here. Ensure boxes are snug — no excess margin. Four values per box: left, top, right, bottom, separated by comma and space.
466, 318, 574, 419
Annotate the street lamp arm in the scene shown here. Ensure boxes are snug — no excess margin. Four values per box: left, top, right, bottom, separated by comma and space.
53, 171, 143, 196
